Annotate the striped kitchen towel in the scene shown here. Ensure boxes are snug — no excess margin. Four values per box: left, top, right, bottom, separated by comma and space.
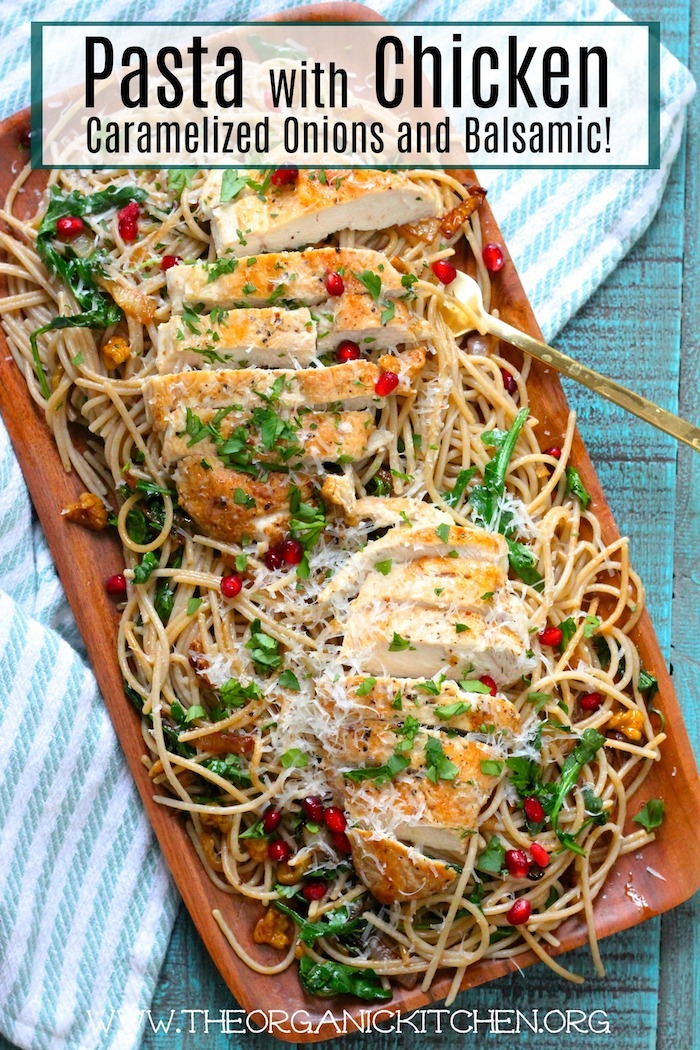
0, 3, 694, 1050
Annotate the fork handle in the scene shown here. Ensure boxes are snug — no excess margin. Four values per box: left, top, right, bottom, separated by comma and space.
486, 315, 700, 453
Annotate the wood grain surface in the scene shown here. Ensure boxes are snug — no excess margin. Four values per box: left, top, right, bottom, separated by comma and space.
0, 1, 698, 1047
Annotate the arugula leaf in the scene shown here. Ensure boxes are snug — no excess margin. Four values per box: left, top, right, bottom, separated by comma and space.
549, 729, 606, 853
298, 956, 391, 1002
558, 617, 577, 652
32, 185, 147, 397
477, 835, 506, 875
133, 550, 158, 583
565, 466, 591, 510
279, 669, 300, 692
633, 798, 664, 832
469, 408, 529, 531
245, 619, 281, 672
343, 752, 410, 787
424, 737, 459, 783
154, 577, 175, 623
506, 538, 544, 591
638, 667, 659, 700
442, 467, 477, 509
201, 753, 252, 787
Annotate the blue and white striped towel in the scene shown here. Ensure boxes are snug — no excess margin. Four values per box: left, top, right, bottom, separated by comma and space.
0, 1, 694, 1049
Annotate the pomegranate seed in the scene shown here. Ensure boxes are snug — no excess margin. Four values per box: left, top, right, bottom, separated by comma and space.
19, 126, 31, 149
301, 796, 324, 823
538, 625, 563, 647
271, 167, 298, 186
523, 796, 545, 823
543, 446, 562, 460
262, 809, 282, 834
482, 243, 505, 272
281, 537, 304, 565
479, 675, 497, 697
505, 849, 530, 879
161, 254, 182, 271
220, 574, 242, 598
431, 259, 457, 285
325, 271, 345, 297
501, 368, 517, 395
105, 573, 127, 597
56, 216, 84, 241
119, 218, 137, 243
331, 831, 352, 854
264, 544, 285, 571
336, 339, 361, 363
529, 842, 550, 868
119, 201, 140, 221
323, 806, 347, 833
303, 879, 328, 901
268, 839, 292, 863
375, 371, 399, 397
506, 897, 531, 925
580, 691, 603, 712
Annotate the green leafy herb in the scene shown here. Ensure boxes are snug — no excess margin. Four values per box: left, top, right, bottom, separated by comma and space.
469, 408, 529, 531
424, 737, 459, 783
186, 596, 202, 616
549, 729, 606, 854
374, 559, 393, 576
477, 835, 506, 875
343, 752, 410, 787
355, 677, 377, 697
380, 300, 395, 325
133, 550, 158, 583
184, 704, 206, 723
279, 669, 301, 692
353, 270, 381, 300
638, 667, 659, 700
206, 257, 239, 283
298, 957, 391, 1002
480, 759, 504, 776
633, 798, 664, 833
154, 577, 175, 623
218, 678, 262, 711
275, 902, 364, 947
280, 748, 308, 768
220, 170, 250, 203
233, 487, 256, 509
435, 523, 451, 542
245, 619, 282, 672
442, 467, 477, 509
583, 615, 601, 637
559, 617, 577, 652
388, 632, 415, 652
458, 679, 491, 694
168, 169, 197, 193
565, 466, 591, 510
201, 752, 252, 788
435, 700, 470, 720
506, 538, 544, 591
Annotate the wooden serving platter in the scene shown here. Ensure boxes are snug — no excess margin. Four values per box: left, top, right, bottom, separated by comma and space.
1, 5, 699, 1039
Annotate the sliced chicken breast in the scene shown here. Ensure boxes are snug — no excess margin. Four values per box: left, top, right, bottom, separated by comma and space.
318, 674, 520, 736
156, 307, 318, 373
204, 169, 439, 256
340, 729, 503, 854
321, 480, 448, 529
174, 458, 311, 545
166, 248, 406, 312
320, 523, 508, 604
316, 295, 432, 352
341, 603, 530, 685
353, 557, 509, 617
146, 360, 384, 434
346, 828, 457, 905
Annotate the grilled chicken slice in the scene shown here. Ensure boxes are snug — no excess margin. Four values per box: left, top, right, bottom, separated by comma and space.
166, 248, 406, 311
342, 603, 530, 685
316, 295, 432, 352
146, 360, 384, 433
346, 829, 457, 905
353, 557, 509, 617
202, 169, 439, 256
174, 459, 311, 545
156, 307, 318, 373
319, 674, 520, 736
320, 522, 508, 604
321, 480, 448, 529
337, 727, 503, 854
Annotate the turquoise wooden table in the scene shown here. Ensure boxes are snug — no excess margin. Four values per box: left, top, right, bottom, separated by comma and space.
2, 1, 698, 1047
